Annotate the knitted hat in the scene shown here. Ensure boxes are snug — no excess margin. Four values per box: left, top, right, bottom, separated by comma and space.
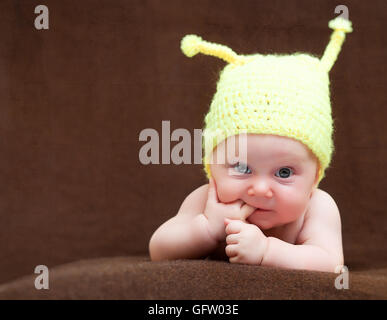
181, 17, 353, 186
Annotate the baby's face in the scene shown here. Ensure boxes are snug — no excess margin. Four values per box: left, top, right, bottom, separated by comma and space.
209, 134, 319, 230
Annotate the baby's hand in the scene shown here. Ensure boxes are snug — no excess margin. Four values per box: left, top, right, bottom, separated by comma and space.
224, 218, 268, 265
204, 178, 256, 243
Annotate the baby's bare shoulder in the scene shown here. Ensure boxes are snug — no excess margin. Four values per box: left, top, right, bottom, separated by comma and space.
297, 188, 342, 245
175, 183, 209, 219
308, 188, 340, 218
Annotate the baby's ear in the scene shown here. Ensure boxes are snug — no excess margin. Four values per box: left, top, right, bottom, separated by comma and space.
313, 174, 319, 189
310, 164, 320, 198
314, 162, 320, 185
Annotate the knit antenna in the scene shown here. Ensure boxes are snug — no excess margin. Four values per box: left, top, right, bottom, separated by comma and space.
320, 16, 353, 72
181, 34, 245, 66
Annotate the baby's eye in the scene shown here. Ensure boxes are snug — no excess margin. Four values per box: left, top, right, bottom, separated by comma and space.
232, 162, 252, 174
275, 167, 294, 179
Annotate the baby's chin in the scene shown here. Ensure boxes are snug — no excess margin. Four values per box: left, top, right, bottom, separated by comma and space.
246, 215, 275, 230
246, 211, 290, 230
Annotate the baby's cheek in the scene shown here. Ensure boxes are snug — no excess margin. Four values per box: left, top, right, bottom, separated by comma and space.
217, 180, 243, 203
278, 195, 309, 219
217, 187, 239, 203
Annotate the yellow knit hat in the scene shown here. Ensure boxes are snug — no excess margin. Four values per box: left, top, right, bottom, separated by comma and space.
181, 17, 353, 186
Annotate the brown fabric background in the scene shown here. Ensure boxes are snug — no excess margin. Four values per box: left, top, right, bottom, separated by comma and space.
0, 0, 386, 297
1, 256, 386, 299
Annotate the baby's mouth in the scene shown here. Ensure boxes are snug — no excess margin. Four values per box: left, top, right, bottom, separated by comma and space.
254, 208, 271, 212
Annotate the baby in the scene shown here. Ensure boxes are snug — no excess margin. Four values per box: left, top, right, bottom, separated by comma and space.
149, 17, 353, 273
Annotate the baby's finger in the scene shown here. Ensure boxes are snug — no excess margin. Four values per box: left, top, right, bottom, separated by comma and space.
207, 178, 219, 203
235, 199, 245, 208
229, 256, 241, 264
225, 244, 238, 257
240, 204, 256, 221
225, 219, 244, 234
226, 233, 239, 245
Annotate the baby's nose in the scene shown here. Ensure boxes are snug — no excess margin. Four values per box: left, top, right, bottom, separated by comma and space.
247, 178, 273, 198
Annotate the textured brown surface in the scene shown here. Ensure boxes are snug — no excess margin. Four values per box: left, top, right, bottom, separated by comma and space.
0, 255, 386, 300
0, 0, 386, 299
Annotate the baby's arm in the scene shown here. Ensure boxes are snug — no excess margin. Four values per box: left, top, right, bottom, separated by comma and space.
149, 184, 218, 261
261, 189, 344, 273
